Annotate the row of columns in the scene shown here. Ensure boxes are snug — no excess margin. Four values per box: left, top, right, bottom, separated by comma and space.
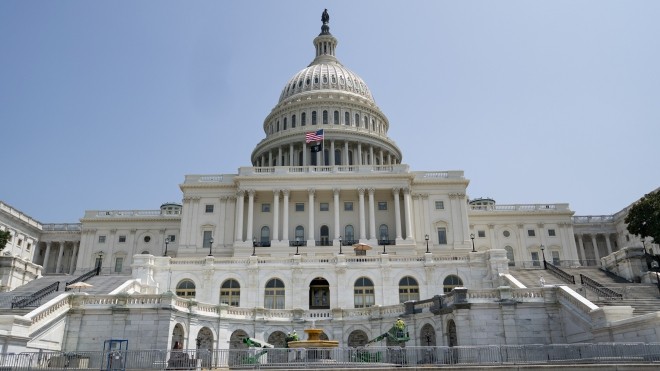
39, 240, 80, 274
256, 140, 397, 167
575, 233, 615, 262
234, 187, 414, 243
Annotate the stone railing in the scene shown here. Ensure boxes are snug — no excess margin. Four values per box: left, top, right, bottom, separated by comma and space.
85, 210, 180, 218
237, 164, 412, 177
469, 203, 570, 212
573, 215, 615, 224
42, 223, 82, 231
557, 285, 599, 318
0, 201, 42, 229
26, 293, 71, 328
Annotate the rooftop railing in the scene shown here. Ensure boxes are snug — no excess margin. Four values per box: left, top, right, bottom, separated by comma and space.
469, 203, 570, 212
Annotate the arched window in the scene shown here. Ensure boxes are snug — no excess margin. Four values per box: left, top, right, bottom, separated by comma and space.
220, 279, 240, 306
312, 111, 317, 125
323, 110, 328, 125
443, 275, 463, 293
301, 112, 306, 126
379, 224, 389, 242
363, 116, 368, 128
348, 150, 354, 165
344, 225, 355, 243
354, 113, 359, 126
344, 112, 350, 125
505, 246, 515, 267
354, 277, 375, 308
334, 110, 339, 125
260, 226, 270, 244
323, 149, 330, 165
276, 121, 279, 132
264, 278, 285, 309
399, 276, 419, 302
334, 149, 341, 165
291, 114, 296, 128
283, 117, 287, 130
298, 151, 303, 166
295, 226, 305, 241
176, 279, 196, 298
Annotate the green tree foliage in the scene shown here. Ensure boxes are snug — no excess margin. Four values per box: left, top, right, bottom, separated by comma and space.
625, 190, 660, 245
0, 230, 10, 252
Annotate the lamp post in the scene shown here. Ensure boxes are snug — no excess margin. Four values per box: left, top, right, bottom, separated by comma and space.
540, 244, 547, 269
339, 236, 343, 255
252, 237, 257, 256
470, 233, 475, 252
208, 237, 214, 257
381, 239, 388, 255
164, 237, 170, 257
294, 237, 301, 255
425, 234, 430, 254
97, 251, 104, 273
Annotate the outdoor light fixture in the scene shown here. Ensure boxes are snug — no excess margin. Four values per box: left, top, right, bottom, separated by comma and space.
425, 234, 430, 254
470, 233, 475, 252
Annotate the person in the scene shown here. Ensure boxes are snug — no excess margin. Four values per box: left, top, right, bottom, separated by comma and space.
168, 341, 190, 370
292, 330, 299, 341
395, 317, 405, 330
539, 276, 546, 287
321, 9, 329, 23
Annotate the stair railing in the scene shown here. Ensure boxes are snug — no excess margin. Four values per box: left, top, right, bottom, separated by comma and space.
64, 266, 100, 291
545, 262, 576, 284
11, 281, 60, 308
580, 274, 623, 300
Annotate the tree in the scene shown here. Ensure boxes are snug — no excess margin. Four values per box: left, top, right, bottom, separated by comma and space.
0, 230, 10, 252
625, 190, 660, 246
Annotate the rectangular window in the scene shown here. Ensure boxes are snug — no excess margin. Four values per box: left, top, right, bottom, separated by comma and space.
435, 201, 444, 210
98, 235, 106, 243
27, 243, 31, 250
478, 230, 486, 238
17, 239, 22, 246
312, 111, 317, 125
295, 203, 304, 212
552, 251, 560, 265
262, 203, 271, 212
118, 235, 126, 243
168, 234, 176, 242
320, 203, 329, 211
548, 229, 556, 237
531, 252, 540, 267
437, 228, 447, 245
115, 257, 123, 273
527, 229, 536, 237
344, 202, 353, 211
378, 202, 387, 211
205, 204, 214, 213
202, 231, 213, 248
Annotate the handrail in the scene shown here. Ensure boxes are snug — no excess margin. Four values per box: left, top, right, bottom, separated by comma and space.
11, 281, 60, 308
580, 274, 623, 299
65, 266, 100, 291
546, 262, 576, 284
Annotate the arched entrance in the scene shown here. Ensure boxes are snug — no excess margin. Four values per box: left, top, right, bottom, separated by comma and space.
309, 277, 330, 309
267, 331, 287, 363
347, 330, 368, 347
195, 327, 213, 367
171, 323, 185, 349
420, 324, 436, 346
228, 329, 250, 366
447, 320, 458, 347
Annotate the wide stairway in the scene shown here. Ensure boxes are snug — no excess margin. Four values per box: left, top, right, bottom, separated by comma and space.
510, 266, 660, 316
0, 274, 131, 313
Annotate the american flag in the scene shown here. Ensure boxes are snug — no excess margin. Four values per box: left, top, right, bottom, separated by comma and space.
305, 129, 324, 143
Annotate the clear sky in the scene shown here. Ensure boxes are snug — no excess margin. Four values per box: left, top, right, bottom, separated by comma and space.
1, 1, 659, 223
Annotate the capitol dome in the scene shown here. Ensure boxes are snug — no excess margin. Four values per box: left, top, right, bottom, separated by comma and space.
252, 10, 402, 167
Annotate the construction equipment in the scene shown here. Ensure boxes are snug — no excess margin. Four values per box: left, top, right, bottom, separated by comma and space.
241, 337, 274, 364
366, 323, 410, 346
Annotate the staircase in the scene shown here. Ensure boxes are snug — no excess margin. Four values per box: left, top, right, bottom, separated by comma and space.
509, 266, 660, 317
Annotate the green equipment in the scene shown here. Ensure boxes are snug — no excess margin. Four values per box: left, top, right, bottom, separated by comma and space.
366, 323, 410, 346
241, 337, 274, 364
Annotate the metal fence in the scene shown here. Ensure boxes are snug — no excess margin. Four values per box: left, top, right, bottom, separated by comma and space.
1, 343, 659, 370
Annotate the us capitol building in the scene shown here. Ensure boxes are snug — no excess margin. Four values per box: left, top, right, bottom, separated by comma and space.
1, 10, 659, 354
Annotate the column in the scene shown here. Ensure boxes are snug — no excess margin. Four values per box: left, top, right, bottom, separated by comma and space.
577, 234, 586, 262
308, 189, 316, 243
282, 190, 290, 241
272, 190, 280, 241
392, 188, 402, 240
235, 190, 245, 242
330, 141, 335, 166
69, 242, 79, 274
357, 143, 362, 165
277, 147, 282, 166
43, 241, 52, 273
247, 190, 255, 242
358, 188, 366, 239
379, 149, 384, 165
55, 241, 65, 274
403, 188, 414, 240
590, 234, 600, 262
268, 151, 273, 167
344, 141, 349, 166
289, 144, 294, 166
368, 188, 376, 240
333, 188, 340, 240
303, 142, 307, 165
604, 234, 613, 255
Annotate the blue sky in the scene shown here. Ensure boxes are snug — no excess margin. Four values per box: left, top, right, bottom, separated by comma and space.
1, 1, 659, 223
